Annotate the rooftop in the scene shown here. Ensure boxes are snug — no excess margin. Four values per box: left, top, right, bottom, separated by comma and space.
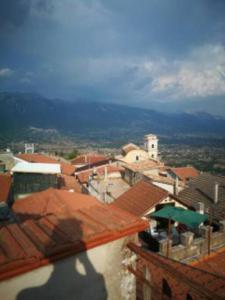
124, 159, 164, 172
168, 166, 199, 182
112, 180, 169, 217
15, 153, 75, 176
144, 172, 175, 185
144, 134, 158, 139
0, 174, 12, 203
60, 163, 76, 176
11, 162, 61, 175
89, 177, 130, 201
71, 154, 110, 166
192, 247, 225, 278
0, 189, 148, 281
121, 143, 140, 155
77, 165, 124, 184
58, 175, 82, 192
178, 173, 225, 220
15, 153, 59, 164
12, 188, 98, 220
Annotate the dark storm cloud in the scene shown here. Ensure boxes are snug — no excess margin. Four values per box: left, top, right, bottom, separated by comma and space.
100, 0, 225, 57
0, 0, 225, 114
0, 0, 30, 30
0, 0, 54, 31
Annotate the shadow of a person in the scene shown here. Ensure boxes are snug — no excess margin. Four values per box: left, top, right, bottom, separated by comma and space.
16, 216, 108, 300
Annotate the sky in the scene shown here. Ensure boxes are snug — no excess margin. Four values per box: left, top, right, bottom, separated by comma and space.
0, 0, 225, 115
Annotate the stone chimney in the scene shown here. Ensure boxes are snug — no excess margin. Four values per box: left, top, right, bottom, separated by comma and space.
173, 177, 179, 195
214, 182, 219, 204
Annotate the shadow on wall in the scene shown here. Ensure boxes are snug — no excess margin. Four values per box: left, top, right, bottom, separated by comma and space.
16, 215, 108, 300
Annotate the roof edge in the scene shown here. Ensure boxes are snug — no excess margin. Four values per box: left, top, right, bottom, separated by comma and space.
0, 219, 148, 282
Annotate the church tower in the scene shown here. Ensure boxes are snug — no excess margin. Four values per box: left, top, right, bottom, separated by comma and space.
144, 134, 158, 160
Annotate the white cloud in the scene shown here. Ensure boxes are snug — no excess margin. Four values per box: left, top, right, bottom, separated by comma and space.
150, 44, 225, 100
0, 68, 14, 78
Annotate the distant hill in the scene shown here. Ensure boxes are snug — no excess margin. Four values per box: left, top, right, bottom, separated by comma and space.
1, 92, 225, 142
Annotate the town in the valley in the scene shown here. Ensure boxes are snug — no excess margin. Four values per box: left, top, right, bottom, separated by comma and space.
0, 134, 225, 299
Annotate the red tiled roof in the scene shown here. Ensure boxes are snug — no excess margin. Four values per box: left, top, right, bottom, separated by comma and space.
71, 154, 110, 165
16, 153, 76, 176
60, 163, 76, 176
113, 180, 169, 217
169, 167, 199, 182
12, 188, 98, 220
77, 165, 124, 184
0, 189, 148, 281
178, 173, 225, 220
16, 153, 59, 164
59, 175, 82, 192
124, 160, 164, 172
192, 247, 225, 278
0, 174, 12, 203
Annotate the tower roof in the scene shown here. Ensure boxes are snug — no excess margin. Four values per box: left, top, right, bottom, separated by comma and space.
144, 134, 158, 140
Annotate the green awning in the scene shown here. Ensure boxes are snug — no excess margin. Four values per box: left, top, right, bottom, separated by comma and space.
150, 206, 208, 229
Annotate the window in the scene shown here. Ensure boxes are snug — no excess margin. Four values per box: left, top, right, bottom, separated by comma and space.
162, 279, 172, 298
151, 154, 154, 158
152, 144, 154, 148
136, 155, 139, 161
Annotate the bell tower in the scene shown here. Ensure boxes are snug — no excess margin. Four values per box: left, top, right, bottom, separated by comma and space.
144, 134, 158, 160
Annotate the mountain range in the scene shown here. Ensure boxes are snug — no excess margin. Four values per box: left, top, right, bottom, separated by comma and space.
1, 92, 225, 143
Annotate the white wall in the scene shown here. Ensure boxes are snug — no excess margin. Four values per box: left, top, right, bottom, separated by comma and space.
0, 235, 137, 300
152, 181, 174, 193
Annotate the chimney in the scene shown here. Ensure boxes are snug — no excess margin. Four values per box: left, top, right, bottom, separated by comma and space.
214, 183, 219, 204
197, 202, 204, 214
173, 177, 179, 195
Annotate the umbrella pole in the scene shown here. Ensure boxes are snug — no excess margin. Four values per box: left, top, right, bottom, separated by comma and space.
167, 217, 171, 258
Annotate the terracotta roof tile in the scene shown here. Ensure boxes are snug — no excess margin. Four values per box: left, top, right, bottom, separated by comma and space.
0, 189, 148, 281
12, 188, 99, 221
60, 163, 76, 176
178, 173, 225, 220
113, 180, 169, 217
0, 173, 12, 203
16, 153, 59, 164
71, 154, 110, 166
168, 167, 199, 182
77, 165, 124, 184
58, 175, 82, 192
192, 247, 225, 278
124, 160, 164, 172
